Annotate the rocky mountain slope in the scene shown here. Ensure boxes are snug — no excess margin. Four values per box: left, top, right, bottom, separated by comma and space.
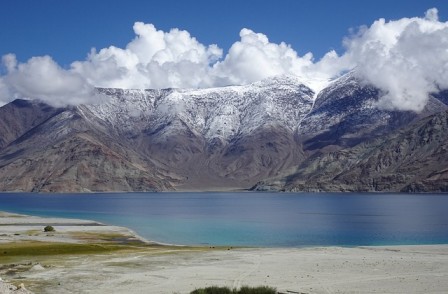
0, 99, 63, 149
0, 76, 313, 192
0, 72, 447, 192
0, 99, 174, 192
298, 72, 447, 151
253, 110, 448, 192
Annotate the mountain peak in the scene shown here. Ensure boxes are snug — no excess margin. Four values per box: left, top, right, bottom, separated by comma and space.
252, 74, 330, 97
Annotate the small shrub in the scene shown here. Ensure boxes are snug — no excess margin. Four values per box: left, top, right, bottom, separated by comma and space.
44, 225, 55, 232
190, 286, 232, 294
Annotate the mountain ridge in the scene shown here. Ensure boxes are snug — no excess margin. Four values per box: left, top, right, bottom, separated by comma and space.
0, 73, 447, 192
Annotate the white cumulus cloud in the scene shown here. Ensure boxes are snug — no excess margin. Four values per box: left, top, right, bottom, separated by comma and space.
0, 8, 447, 111
212, 28, 316, 86
1, 54, 99, 106
71, 22, 223, 90
343, 7, 448, 111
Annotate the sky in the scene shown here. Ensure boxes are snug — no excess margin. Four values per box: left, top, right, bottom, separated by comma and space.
1, 0, 448, 111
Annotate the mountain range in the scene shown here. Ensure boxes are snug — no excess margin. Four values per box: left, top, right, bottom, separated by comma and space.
0, 72, 447, 192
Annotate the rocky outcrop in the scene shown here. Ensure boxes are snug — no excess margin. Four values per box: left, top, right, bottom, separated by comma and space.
0, 277, 32, 294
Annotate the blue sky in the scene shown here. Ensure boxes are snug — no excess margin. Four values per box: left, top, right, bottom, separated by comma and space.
1, 0, 448, 111
1, 0, 446, 66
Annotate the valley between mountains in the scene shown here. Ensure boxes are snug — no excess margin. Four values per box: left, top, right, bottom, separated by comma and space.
0, 72, 447, 192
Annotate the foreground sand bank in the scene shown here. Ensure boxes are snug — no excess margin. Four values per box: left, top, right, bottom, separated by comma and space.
1, 211, 448, 293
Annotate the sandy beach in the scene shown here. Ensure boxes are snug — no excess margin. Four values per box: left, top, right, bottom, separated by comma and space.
1, 211, 448, 294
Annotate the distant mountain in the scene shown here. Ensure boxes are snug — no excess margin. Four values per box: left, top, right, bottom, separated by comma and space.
0, 76, 313, 192
298, 72, 447, 151
253, 110, 448, 192
0, 72, 447, 192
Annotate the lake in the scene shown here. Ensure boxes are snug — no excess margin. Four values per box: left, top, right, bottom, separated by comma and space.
1, 192, 448, 247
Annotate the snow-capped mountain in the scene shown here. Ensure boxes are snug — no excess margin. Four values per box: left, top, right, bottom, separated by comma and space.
0, 75, 314, 192
0, 72, 447, 192
298, 71, 448, 150
82, 74, 314, 141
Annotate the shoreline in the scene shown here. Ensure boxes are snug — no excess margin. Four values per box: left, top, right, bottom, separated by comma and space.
1, 190, 448, 194
1, 211, 448, 293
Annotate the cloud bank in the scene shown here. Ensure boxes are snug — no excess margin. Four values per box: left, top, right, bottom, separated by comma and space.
1, 54, 98, 106
1, 8, 447, 111
344, 8, 448, 111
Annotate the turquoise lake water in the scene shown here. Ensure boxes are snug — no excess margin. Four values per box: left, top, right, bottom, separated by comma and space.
1, 192, 448, 247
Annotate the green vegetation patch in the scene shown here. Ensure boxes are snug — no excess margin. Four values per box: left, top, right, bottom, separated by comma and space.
69, 231, 147, 245
0, 241, 130, 257
190, 286, 276, 294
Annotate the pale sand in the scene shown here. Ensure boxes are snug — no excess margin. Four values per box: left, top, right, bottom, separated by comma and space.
1, 211, 448, 294
0, 211, 149, 245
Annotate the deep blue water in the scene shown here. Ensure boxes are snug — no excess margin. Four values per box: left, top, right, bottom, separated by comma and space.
1, 192, 448, 247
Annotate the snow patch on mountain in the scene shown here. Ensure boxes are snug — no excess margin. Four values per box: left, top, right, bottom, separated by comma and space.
84, 75, 315, 142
